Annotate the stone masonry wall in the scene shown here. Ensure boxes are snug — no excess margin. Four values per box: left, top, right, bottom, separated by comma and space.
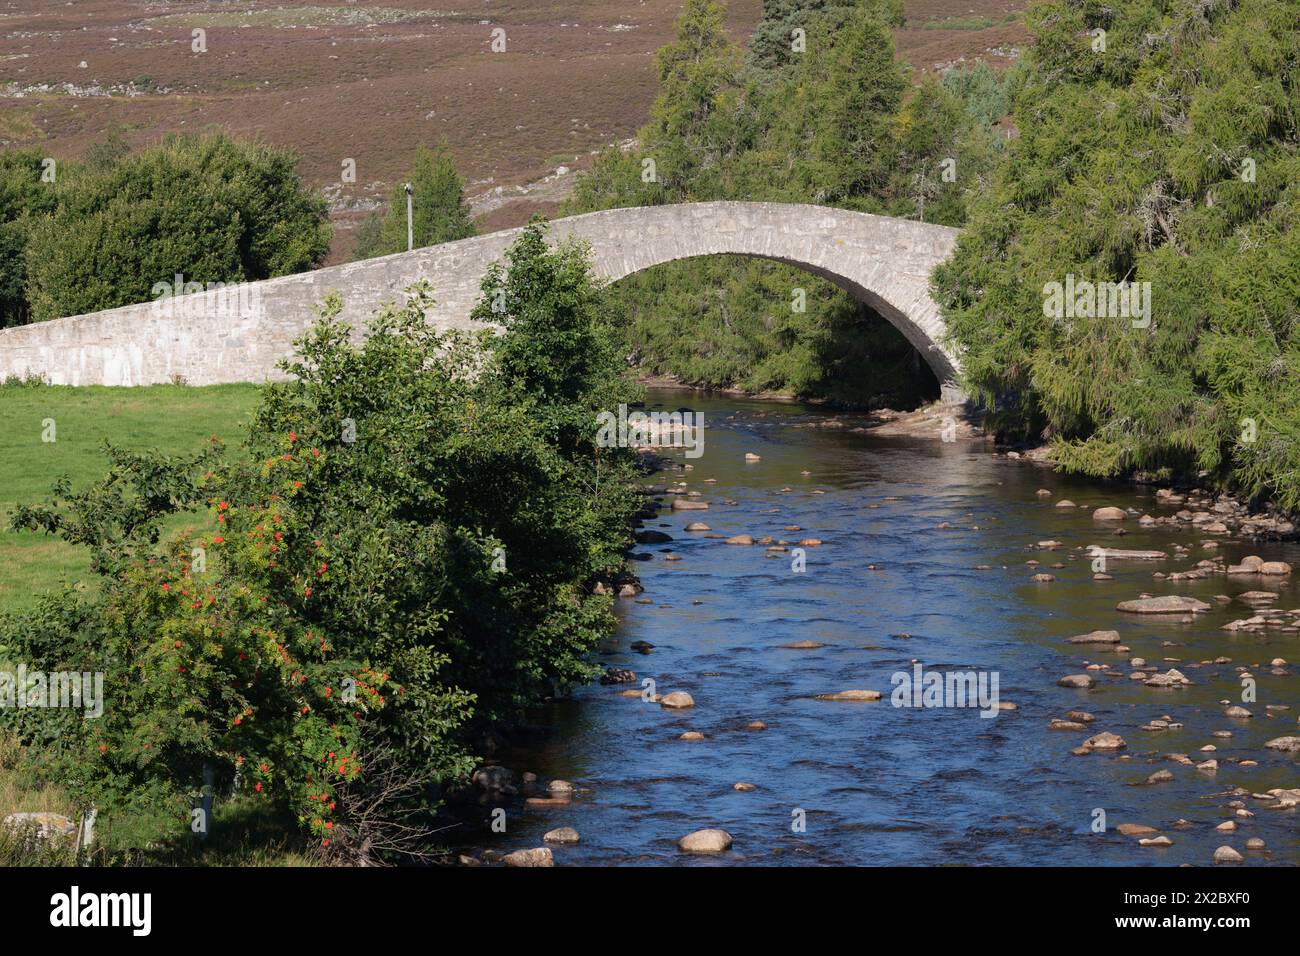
0, 202, 960, 389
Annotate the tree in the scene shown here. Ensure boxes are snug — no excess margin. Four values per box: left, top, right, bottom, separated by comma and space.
6, 230, 643, 860
353, 145, 474, 260
642, 0, 745, 199
0, 149, 57, 327
563, 0, 964, 406
750, 0, 904, 71
934, 0, 1300, 507
21, 133, 330, 322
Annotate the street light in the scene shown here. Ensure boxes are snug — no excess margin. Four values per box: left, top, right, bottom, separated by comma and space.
404, 182, 413, 252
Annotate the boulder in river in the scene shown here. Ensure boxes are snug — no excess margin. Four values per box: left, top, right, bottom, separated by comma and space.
1089, 547, 1168, 560
543, 827, 580, 845
1264, 736, 1300, 752
660, 691, 695, 709
1213, 845, 1244, 864
671, 499, 709, 511
815, 689, 882, 701
503, 847, 555, 867
472, 766, 518, 794
1081, 732, 1127, 751
782, 640, 825, 649
1144, 669, 1191, 687
1116, 595, 1211, 614
1058, 674, 1095, 689
1068, 629, 1121, 644
726, 534, 754, 545
684, 522, 711, 532
1049, 719, 1088, 731
678, 828, 733, 853
1117, 823, 1158, 836
1093, 506, 1128, 521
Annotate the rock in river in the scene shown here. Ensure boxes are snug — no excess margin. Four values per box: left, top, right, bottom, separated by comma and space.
1116, 595, 1211, 614
1213, 845, 1244, 864
815, 689, 882, 701
543, 827, 580, 845
671, 499, 709, 511
1264, 736, 1300, 752
504, 847, 555, 867
1068, 629, 1121, 644
1117, 823, 1158, 836
660, 691, 695, 709
1058, 674, 1095, 689
678, 828, 733, 853
1081, 732, 1127, 751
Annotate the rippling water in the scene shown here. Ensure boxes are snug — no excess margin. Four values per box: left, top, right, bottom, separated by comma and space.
460, 390, 1300, 866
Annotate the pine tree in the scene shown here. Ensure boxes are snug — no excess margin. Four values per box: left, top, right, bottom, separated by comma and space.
935, 0, 1300, 507
644, 0, 743, 198
354, 144, 474, 259
750, 0, 904, 71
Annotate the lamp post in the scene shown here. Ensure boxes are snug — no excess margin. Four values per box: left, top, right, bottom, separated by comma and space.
404, 182, 413, 252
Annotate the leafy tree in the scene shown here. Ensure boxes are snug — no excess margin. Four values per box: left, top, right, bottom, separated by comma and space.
0, 149, 57, 327
353, 144, 475, 260
22, 133, 330, 322
5, 233, 642, 860
934, 0, 1300, 507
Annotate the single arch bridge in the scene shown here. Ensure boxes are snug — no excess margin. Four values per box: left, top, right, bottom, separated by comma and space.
0, 202, 962, 394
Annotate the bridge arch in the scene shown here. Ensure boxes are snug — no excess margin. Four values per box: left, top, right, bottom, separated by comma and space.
0, 202, 961, 391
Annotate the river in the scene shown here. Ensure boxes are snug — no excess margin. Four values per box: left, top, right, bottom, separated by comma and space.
459, 389, 1300, 866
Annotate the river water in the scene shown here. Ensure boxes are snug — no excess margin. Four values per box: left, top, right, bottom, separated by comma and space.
465, 390, 1299, 866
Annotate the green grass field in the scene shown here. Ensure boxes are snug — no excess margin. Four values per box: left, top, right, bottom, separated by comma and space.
0, 382, 260, 613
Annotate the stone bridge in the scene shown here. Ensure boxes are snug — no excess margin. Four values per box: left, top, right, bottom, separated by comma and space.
0, 202, 962, 393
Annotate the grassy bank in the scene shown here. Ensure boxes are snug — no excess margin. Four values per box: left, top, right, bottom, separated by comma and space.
0, 382, 260, 612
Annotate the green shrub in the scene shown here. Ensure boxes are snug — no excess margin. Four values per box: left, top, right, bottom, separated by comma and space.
22, 133, 330, 322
